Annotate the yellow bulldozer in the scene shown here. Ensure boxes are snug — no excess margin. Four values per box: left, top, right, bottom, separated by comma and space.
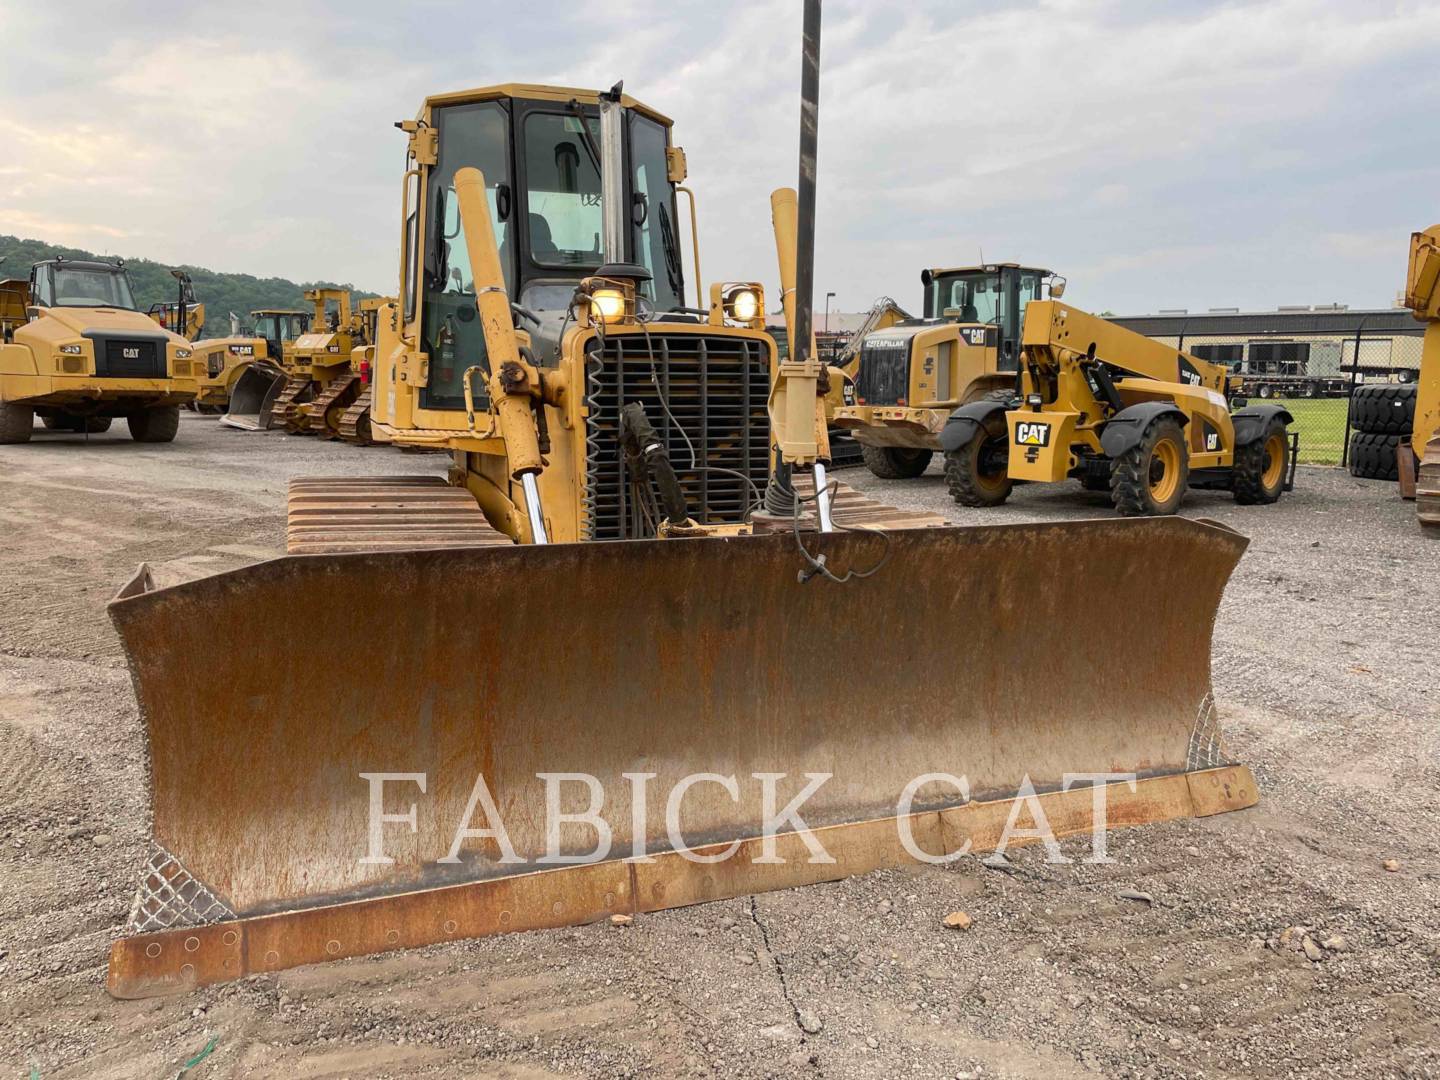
100, 4, 1259, 1000
0, 256, 198, 442
214, 308, 313, 428
834, 263, 1063, 479
333, 296, 394, 444
1405, 224, 1439, 528
938, 301, 1296, 514
277, 287, 370, 436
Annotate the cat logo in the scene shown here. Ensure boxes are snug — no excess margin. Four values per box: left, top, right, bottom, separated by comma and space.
842, 382, 856, 406
1206, 433, 1219, 451
1015, 421, 1052, 447
964, 328, 987, 346
122, 347, 140, 359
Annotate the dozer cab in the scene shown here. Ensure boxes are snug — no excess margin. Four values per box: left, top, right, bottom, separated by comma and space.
0, 257, 198, 443
146, 270, 205, 343
214, 308, 311, 427
938, 302, 1297, 514
335, 296, 395, 444
280, 288, 370, 436
835, 263, 1062, 480
102, 4, 1259, 1000
1405, 223, 1440, 527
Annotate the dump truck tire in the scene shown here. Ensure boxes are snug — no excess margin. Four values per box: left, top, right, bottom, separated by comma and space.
1232, 418, 1288, 505
1348, 384, 1415, 436
1348, 432, 1402, 481
861, 445, 932, 479
1112, 417, 1188, 516
944, 412, 1011, 507
0, 401, 33, 444
128, 406, 181, 443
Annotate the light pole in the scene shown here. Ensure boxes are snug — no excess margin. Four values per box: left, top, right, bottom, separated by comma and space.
825, 291, 836, 334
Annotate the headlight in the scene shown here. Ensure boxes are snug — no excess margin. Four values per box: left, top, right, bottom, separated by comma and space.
59, 344, 84, 355
717, 282, 765, 325
729, 288, 759, 322
592, 289, 627, 324
175, 348, 193, 360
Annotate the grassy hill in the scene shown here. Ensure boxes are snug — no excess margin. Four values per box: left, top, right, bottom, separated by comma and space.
0, 235, 378, 333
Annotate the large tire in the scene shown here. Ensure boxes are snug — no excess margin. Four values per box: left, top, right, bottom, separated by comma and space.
1111, 417, 1188, 516
44, 414, 111, 433
41, 414, 67, 430
1348, 432, 1402, 481
861, 445, 933, 479
127, 405, 181, 443
0, 401, 34, 444
1348, 384, 1416, 436
944, 412, 1012, 507
1232, 418, 1289, 504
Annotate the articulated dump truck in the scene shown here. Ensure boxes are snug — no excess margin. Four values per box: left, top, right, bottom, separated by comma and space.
102, 16, 1258, 1000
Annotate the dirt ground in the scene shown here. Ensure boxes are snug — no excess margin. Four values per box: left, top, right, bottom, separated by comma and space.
1, 415, 1437, 1079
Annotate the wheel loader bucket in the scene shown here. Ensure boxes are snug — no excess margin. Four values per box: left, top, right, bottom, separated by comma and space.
220, 361, 287, 430
105, 517, 1257, 998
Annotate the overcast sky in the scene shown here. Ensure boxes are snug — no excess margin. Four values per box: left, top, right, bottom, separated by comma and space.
2, 0, 1437, 315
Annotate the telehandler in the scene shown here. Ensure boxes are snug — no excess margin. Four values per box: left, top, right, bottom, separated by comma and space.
1404, 224, 1439, 528
101, 2, 1257, 1000
0, 257, 198, 442
939, 301, 1296, 514
146, 270, 205, 343
832, 263, 1062, 479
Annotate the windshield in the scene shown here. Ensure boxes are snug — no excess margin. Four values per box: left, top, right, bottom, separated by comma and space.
930, 268, 1045, 341
47, 266, 137, 310
524, 111, 603, 269
631, 114, 683, 312
930, 272, 1001, 325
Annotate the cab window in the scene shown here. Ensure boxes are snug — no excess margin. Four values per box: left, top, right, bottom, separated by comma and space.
523, 111, 602, 270
630, 115, 683, 313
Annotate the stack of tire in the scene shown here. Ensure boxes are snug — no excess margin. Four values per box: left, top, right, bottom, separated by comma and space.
1347, 384, 1416, 481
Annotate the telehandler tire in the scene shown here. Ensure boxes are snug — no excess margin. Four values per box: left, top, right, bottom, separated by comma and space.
0, 401, 34, 444
861, 445, 933, 479
944, 412, 1012, 507
127, 405, 181, 443
1111, 417, 1188, 516
1232, 418, 1288, 504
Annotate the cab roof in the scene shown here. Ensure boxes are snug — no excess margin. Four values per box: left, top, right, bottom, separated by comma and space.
925, 263, 1052, 278
419, 83, 672, 128
34, 258, 126, 273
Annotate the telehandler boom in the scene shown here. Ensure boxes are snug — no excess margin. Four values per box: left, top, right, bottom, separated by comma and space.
102, 1, 1258, 1000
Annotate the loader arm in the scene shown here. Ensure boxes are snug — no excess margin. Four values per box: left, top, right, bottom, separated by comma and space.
1404, 225, 1440, 525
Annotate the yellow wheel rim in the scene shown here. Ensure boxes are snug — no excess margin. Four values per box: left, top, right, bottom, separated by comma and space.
1262, 433, 1285, 489
1149, 438, 1181, 503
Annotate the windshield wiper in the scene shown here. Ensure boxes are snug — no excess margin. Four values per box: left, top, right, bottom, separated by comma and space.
658, 204, 683, 300
565, 99, 603, 174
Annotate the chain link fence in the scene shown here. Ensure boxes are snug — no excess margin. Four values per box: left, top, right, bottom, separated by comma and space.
1153, 325, 1426, 468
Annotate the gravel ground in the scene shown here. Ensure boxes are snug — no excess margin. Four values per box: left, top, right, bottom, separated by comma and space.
1, 415, 1437, 1079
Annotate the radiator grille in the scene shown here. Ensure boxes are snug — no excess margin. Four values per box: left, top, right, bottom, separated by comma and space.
583, 331, 771, 540
96, 338, 164, 378
854, 338, 909, 405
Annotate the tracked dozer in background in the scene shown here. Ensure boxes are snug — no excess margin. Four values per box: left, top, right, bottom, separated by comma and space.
281, 288, 370, 436
217, 308, 311, 428
335, 297, 394, 445
103, 1, 1259, 1000
831, 263, 1063, 480
1405, 224, 1440, 528
939, 302, 1298, 514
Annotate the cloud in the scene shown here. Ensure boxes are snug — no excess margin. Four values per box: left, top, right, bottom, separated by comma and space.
3, 0, 1438, 314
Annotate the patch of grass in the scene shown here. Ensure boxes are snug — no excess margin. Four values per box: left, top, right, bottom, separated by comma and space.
1263, 397, 1349, 465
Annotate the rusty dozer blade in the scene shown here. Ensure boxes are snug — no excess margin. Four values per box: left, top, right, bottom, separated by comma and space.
219, 361, 288, 431
106, 517, 1256, 998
